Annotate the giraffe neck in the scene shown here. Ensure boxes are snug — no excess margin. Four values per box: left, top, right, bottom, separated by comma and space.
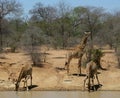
16, 67, 24, 84
80, 35, 89, 46
77, 35, 89, 50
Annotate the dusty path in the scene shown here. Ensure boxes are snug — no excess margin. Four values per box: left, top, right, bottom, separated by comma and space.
0, 49, 120, 91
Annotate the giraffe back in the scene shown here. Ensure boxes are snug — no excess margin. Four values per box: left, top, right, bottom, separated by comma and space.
17, 64, 32, 82
86, 61, 97, 78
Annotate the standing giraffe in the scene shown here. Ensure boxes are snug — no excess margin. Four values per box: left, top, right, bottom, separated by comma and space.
65, 32, 91, 75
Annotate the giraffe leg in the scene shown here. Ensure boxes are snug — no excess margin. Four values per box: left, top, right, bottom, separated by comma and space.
26, 80, 29, 91
88, 76, 91, 92
26, 76, 29, 91
66, 56, 72, 75
84, 76, 88, 91
23, 77, 26, 88
96, 73, 100, 85
92, 77, 95, 91
65, 54, 71, 69
67, 64, 69, 75
31, 75, 32, 86
78, 57, 82, 75
23, 80, 25, 88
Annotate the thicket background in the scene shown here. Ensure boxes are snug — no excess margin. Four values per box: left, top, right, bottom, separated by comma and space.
0, 0, 120, 58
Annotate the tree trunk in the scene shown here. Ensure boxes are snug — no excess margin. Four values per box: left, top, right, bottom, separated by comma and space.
0, 17, 2, 51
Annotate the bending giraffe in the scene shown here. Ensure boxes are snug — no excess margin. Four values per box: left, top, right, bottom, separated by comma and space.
65, 32, 91, 75
84, 61, 100, 92
15, 64, 32, 91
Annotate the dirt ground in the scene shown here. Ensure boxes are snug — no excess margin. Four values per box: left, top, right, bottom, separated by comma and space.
0, 48, 120, 91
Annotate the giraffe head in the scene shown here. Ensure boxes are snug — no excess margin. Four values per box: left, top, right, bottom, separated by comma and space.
84, 31, 91, 36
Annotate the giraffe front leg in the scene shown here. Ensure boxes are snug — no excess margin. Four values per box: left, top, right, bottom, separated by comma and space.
31, 75, 32, 87
22, 78, 26, 88
78, 58, 82, 75
67, 64, 70, 75
26, 77, 29, 91
26, 80, 29, 91
66, 56, 72, 75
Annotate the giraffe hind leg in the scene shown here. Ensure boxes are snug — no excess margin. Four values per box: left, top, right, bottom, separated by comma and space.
88, 76, 91, 92
64, 62, 68, 69
78, 58, 82, 75
92, 78, 96, 91
84, 76, 88, 91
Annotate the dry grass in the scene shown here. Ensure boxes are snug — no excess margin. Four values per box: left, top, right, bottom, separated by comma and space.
0, 48, 120, 91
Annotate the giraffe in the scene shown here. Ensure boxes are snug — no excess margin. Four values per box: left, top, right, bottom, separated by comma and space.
15, 64, 32, 91
65, 32, 91, 75
84, 61, 100, 92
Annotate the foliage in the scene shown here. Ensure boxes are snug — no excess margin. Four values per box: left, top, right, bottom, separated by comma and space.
21, 26, 46, 66
0, 0, 23, 51
0, 0, 120, 61
91, 49, 104, 62
91, 49, 104, 69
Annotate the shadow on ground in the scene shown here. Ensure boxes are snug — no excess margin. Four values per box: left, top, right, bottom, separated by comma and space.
52, 57, 65, 59
21, 85, 38, 91
55, 67, 66, 71
72, 73, 86, 77
89, 84, 103, 92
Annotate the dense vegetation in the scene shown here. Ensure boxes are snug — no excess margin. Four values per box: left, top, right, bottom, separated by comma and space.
0, 0, 120, 65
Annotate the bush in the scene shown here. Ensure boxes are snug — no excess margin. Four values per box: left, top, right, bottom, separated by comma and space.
92, 49, 104, 69
91, 49, 104, 62
31, 53, 41, 66
86, 48, 104, 69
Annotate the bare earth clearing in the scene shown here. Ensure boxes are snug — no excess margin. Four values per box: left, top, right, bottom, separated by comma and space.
0, 48, 120, 91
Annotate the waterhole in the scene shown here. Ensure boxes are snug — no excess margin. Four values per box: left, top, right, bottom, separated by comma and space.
0, 91, 120, 98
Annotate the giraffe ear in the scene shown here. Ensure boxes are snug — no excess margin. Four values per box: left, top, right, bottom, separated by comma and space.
84, 32, 91, 34
88, 32, 91, 34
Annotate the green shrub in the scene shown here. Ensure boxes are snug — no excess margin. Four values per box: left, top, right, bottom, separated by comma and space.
91, 49, 104, 62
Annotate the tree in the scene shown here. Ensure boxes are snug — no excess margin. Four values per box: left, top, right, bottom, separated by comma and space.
112, 12, 120, 52
97, 12, 120, 50
54, 1, 73, 48
29, 2, 57, 35
0, 0, 22, 51
21, 26, 46, 66
73, 6, 105, 60
7, 15, 28, 52
73, 6, 104, 41
29, 1, 74, 48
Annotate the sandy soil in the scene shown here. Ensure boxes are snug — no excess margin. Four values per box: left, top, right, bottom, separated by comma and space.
0, 48, 120, 91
